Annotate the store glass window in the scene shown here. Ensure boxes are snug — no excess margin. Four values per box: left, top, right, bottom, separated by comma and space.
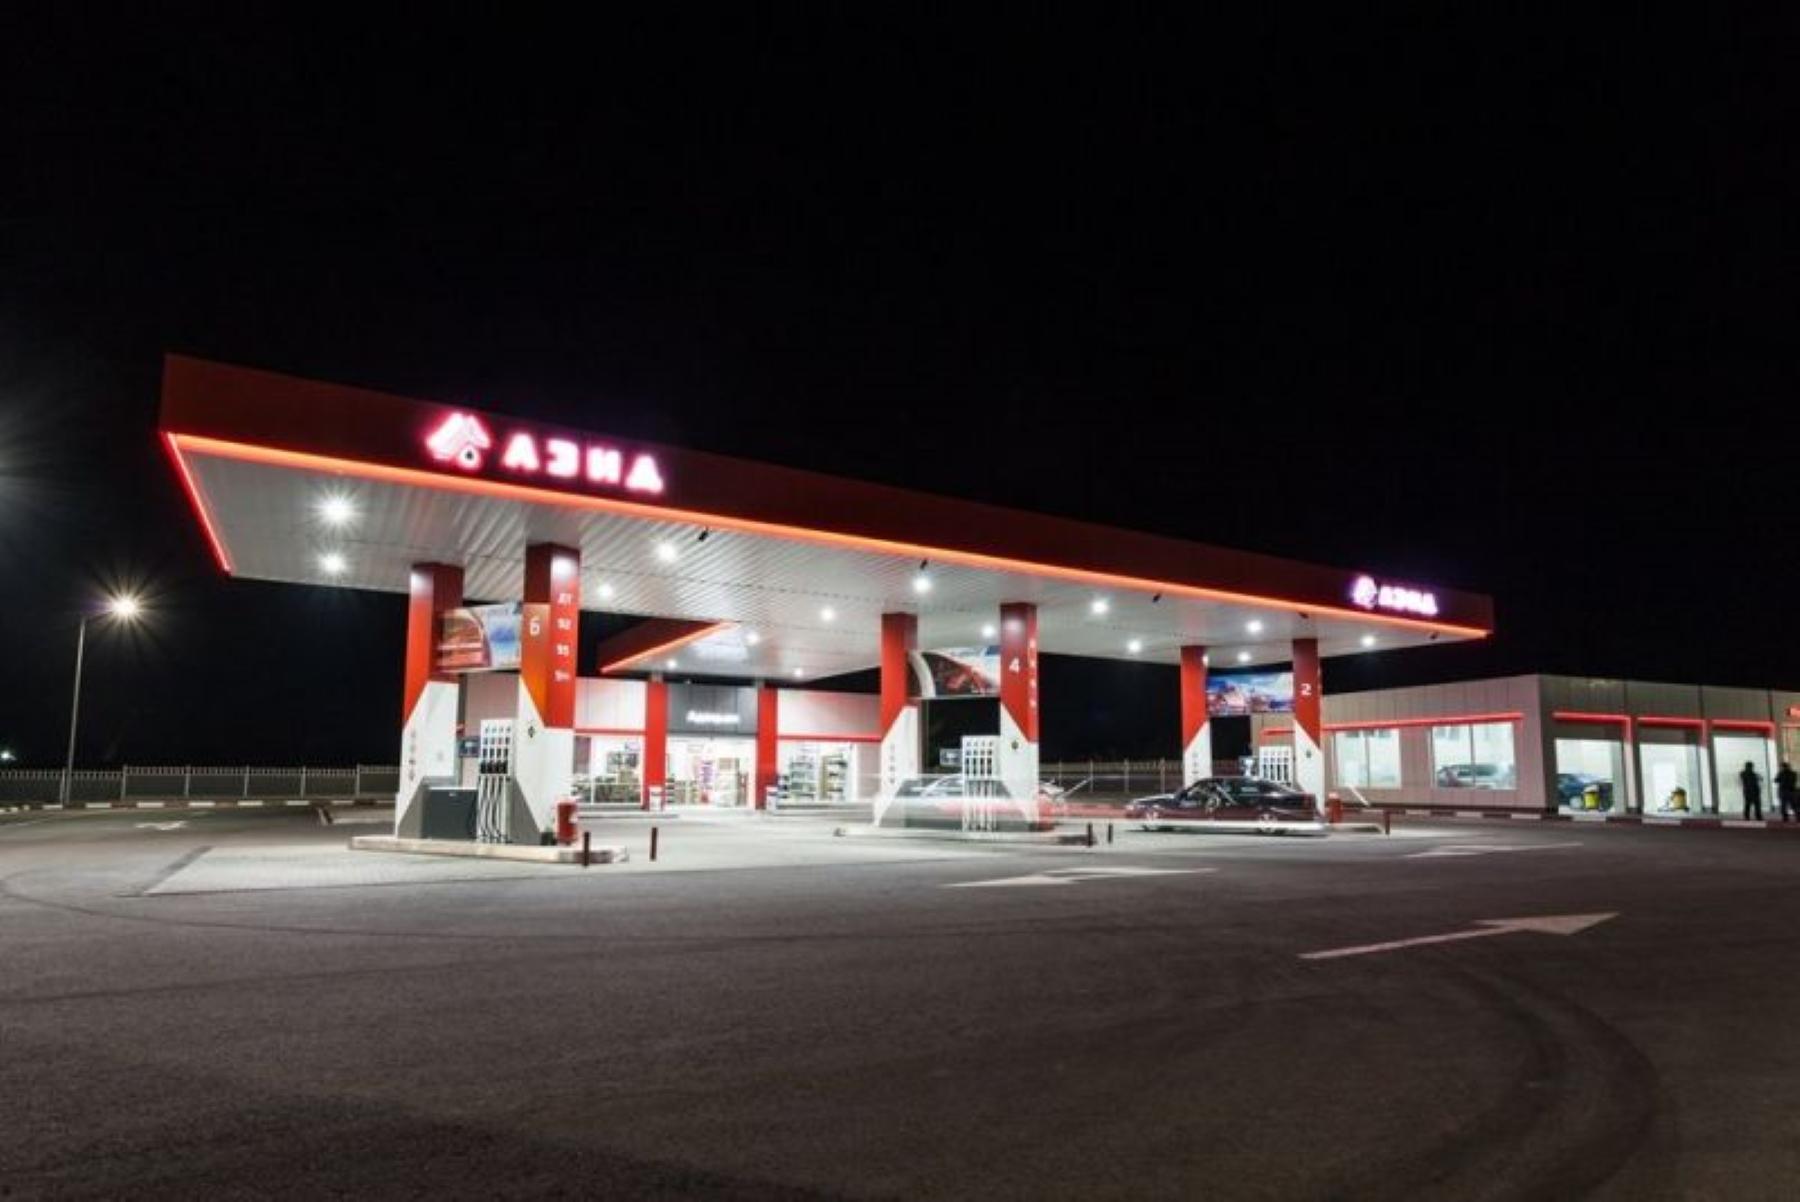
1713, 733, 1774, 818
1641, 740, 1702, 814
1432, 722, 1517, 790
1333, 729, 1402, 789
780, 741, 861, 803
1554, 737, 1624, 812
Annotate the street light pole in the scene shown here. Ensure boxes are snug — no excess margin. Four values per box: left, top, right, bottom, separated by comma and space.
59, 595, 142, 806
61, 615, 89, 805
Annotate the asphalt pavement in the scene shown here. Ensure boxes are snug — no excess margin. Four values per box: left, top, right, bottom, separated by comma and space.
2, 806, 1798, 1199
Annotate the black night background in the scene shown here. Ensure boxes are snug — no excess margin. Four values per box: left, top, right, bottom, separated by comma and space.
2, 10, 1795, 767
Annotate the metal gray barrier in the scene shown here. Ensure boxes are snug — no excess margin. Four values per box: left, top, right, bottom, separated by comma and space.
1039, 759, 1242, 801
0, 765, 400, 806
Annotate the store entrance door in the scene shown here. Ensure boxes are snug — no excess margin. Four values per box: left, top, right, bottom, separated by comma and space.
667, 736, 757, 807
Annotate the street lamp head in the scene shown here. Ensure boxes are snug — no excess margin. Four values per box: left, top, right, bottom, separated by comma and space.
106, 595, 142, 621
0, 749, 15, 763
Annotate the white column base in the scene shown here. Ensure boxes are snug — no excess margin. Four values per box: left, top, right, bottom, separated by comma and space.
396, 679, 459, 832
1182, 725, 1213, 787
999, 707, 1040, 827
512, 680, 573, 837
875, 706, 920, 826
1294, 726, 1325, 803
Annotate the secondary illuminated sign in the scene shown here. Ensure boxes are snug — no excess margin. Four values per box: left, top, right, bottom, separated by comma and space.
684, 710, 742, 727
424, 412, 666, 496
1349, 574, 1439, 618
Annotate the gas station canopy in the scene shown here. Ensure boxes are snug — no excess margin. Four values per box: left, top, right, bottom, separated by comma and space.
160, 356, 1493, 680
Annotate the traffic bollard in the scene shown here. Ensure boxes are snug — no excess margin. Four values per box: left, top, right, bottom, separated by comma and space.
1107, 822, 1114, 845
1086, 822, 1095, 848
651, 826, 660, 862
1383, 809, 1392, 836
581, 831, 591, 867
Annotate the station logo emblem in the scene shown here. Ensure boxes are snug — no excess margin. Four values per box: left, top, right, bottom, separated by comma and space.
1349, 574, 1440, 618
424, 411, 667, 496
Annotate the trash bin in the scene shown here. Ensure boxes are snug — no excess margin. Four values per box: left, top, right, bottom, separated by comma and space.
554, 799, 579, 845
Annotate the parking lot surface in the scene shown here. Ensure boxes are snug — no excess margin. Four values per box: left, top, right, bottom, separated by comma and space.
3, 806, 1798, 1199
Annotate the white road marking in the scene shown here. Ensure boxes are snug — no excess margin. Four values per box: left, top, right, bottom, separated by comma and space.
134, 821, 190, 832
1300, 912, 1617, 960
949, 866, 1216, 889
1406, 841, 1583, 859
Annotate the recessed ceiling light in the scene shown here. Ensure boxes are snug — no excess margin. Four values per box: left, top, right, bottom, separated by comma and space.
1090, 598, 1110, 616
655, 541, 678, 563
792, 667, 805, 678
820, 606, 836, 622
744, 631, 761, 646
1202, 653, 1210, 667
319, 552, 346, 574
1246, 619, 1264, 634
912, 574, 932, 594
980, 623, 997, 640
1127, 639, 1143, 654
318, 495, 355, 527
1361, 634, 1377, 648
1237, 651, 1252, 664
596, 582, 616, 600
665, 658, 678, 670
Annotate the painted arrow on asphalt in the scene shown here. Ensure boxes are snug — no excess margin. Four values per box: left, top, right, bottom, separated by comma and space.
1299, 912, 1616, 960
949, 866, 1216, 889
1406, 841, 1583, 859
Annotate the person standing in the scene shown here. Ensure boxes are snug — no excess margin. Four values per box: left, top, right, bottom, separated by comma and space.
1777, 761, 1799, 823
1740, 761, 1764, 821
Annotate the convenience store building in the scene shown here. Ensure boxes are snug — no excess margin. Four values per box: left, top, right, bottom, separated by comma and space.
1240, 675, 1800, 818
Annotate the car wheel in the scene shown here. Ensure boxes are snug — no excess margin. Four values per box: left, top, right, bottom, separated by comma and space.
1256, 812, 1282, 836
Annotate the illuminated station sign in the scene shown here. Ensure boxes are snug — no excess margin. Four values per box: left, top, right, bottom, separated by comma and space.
1349, 574, 1440, 618
424, 412, 666, 495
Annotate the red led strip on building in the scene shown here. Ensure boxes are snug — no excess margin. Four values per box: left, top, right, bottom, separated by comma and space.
1322, 712, 1524, 732
1711, 719, 1776, 734
1552, 711, 1632, 727
1636, 716, 1707, 730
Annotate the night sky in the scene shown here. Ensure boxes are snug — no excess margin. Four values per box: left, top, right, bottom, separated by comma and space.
3, 12, 1795, 767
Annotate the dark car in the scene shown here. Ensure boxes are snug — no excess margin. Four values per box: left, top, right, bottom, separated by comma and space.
1124, 776, 1322, 835
1556, 773, 1615, 811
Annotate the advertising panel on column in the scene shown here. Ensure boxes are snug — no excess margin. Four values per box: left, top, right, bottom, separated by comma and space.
1206, 671, 1294, 717
435, 602, 523, 672
908, 647, 1000, 698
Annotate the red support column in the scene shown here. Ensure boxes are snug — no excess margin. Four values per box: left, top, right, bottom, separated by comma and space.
1292, 637, 1324, 802
397, 563, 462, 829
643, 676, 669, 809
514, 544, 580, 837
876, 613, 919, 821
1179, 646, 1211, 786
998, 602, 1040, 814
756, 683, 779, 809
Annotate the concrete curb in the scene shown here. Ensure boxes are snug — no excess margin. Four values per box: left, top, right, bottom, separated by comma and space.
1386, 809, 1800, 833
0, 798, 386, 813
837, 825, 1087, 846
350, 835, 628, 863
